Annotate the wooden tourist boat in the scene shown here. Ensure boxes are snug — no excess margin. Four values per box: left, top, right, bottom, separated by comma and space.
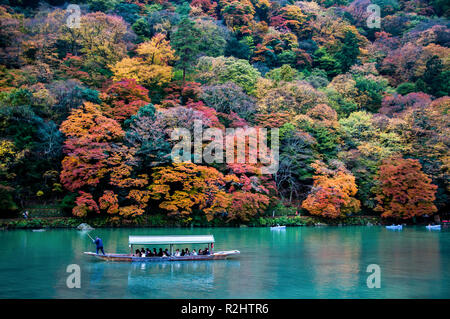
84, 235, 240, 262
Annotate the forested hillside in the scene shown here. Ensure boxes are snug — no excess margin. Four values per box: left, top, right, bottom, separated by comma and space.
0, 0, 448, 223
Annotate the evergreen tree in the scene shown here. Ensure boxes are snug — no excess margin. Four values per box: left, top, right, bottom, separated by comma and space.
420, 55, 449, 97
335, 30, 360, 73
171, 18, 201, 84
313, 47, 341, 78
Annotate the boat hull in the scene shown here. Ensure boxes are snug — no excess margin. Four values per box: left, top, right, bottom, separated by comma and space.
270, 226, 286, 230
84, 250, 240, 262
386, 226, 402, 230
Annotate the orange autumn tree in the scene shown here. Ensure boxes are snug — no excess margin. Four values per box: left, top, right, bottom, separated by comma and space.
60, 102, 125, 193
98, 190, 119, 215
148, 162, 238, 221
60, 102, 124, 217
271, 5, 307, 36
60, 102, 151, 218
219, 0, 256, 34
190, 0, 218, 18
105, 144, 151, 217
302, 160, 360, 218
374, 157, 437, 219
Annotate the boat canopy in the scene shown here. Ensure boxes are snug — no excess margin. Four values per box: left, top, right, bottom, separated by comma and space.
129, 235, 215, 245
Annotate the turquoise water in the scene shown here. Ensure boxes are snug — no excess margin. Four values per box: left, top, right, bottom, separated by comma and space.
0, 226, 449, 298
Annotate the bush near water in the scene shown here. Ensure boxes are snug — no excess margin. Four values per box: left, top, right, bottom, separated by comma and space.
1, 215, 383, 229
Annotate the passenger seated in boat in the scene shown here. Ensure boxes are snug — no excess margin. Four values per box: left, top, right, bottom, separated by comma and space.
174, 249, 181, 257
198, 249, 202, 255
140, 248, 146, 257
185, 248, 190, 255
153, 248, 157, 256
146, 248, 152, 257
164, 248, 170, 257
191, 249, 197, 256
135, 249, 140, 256
181, 249, 185, 256
158, 248, 163, 257
203, 248, 210, 255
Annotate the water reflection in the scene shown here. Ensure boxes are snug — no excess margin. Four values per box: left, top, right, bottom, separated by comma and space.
1, 227, 449, 298
302, 228, 363, 298
123, 260, 239, 298
89, 262, 105, 284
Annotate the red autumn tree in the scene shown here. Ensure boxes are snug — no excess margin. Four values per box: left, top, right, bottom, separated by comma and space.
162, 81, 203, 107
255, 112, 292, 128
101, 79, 150, 122
374, 157, 437, 219
148, 162, 272, 222
191, 0, 218, 18
72, 191, 100, 217
60, 102, 152, 218
227, 191, 270, 221
98, 190, 119, 215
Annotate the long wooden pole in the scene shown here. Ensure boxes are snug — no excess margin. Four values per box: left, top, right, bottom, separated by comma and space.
86, 233, 94, 241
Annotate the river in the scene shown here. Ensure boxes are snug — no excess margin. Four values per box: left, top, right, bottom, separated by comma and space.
1, 226, 449, 298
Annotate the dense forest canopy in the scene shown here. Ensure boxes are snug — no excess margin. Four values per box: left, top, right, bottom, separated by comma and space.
0, 0, 448, 222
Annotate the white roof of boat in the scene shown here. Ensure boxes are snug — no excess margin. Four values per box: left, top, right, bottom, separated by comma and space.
129, 235, 215, 245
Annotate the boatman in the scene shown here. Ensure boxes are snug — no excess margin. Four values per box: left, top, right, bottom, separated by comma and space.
93, 236, 105, 255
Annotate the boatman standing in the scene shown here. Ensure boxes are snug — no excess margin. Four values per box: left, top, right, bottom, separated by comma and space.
93, 236, 105, 255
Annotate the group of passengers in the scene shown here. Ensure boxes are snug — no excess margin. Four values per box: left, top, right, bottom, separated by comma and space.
134, 247, 210, 257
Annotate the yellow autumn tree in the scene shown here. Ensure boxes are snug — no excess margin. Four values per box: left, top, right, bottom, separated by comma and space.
110, 33, 177, 88
148, 163, 237, 221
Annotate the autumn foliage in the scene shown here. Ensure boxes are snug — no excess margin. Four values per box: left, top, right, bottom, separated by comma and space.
60, 102, 124, 192
111, 33, 177, 88
101, 79, 150, 122
0, 0, 448, 222
374, 157, 437, 219
302, 161, 360, 218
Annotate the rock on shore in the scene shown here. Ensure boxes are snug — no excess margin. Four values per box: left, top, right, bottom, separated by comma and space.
77, 223, 94, 231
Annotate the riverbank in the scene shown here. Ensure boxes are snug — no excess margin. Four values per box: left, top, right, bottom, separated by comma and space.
0, 215, 384, 229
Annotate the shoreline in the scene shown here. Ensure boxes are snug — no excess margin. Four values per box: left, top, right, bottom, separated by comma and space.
0, 215, 426, 230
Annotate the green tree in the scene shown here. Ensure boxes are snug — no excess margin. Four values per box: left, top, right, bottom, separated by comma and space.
431, 0, 450, 17
396, 82, 416, 95
313, 47, 341, 78
335, 30, 360, 73
132, 18, 152, 42
354, 75, 387, 113
196, 56, 261, 94
171, 18, 201, 84
266, 65, 298, 83
418, 55, 449, 97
